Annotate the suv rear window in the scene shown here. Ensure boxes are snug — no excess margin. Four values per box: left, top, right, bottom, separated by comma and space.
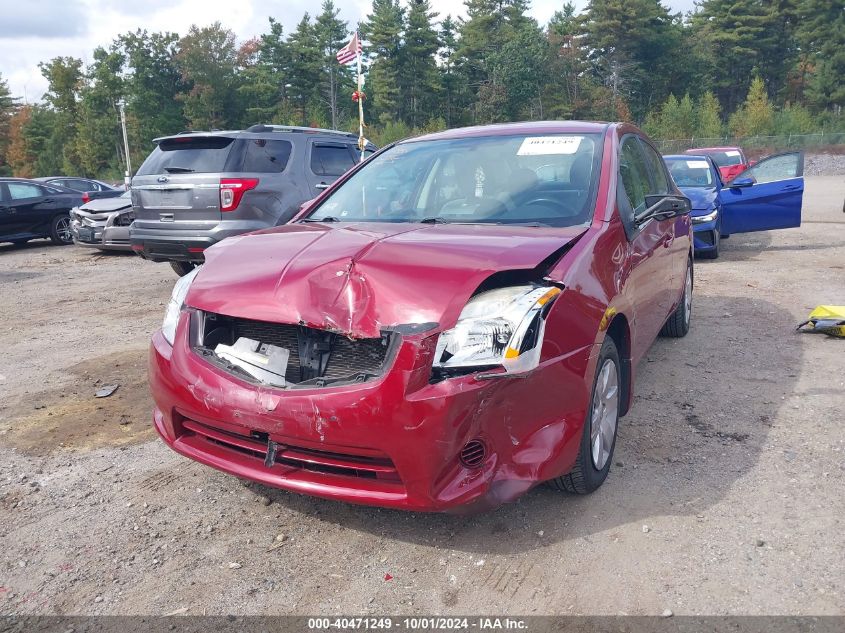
241, 139, 292, 173
136, 137, 236, 176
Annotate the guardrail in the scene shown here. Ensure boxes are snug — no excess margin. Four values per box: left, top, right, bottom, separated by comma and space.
655, 133, 845, 154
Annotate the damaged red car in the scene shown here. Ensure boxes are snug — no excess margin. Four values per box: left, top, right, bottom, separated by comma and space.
149, 121, 694, 512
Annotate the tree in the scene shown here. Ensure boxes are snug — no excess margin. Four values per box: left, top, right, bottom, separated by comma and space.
402, 0, 441, 127
0, 73, 19, 175
796, 0, 845, 111
75, 46, 125, 177
581, 0, 686, 120
361, 0, 405, 124
314, 0, 351, 129
287, 14, 323, 125
695, 92, 723, 139
729, 76, 775, 137
488, 19, 548, 120
177, 23, 242, 130
39, 56, 84, 173
118, 30, 186, 166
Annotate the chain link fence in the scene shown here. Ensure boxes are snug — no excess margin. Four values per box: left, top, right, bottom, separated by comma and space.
655, 132, 845, 155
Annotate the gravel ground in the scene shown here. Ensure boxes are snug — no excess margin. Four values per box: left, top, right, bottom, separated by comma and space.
1, 176, 844, 616
802, 152, 845, 177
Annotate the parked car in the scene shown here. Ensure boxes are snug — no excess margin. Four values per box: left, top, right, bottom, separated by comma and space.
130, 125, 377, 276
70, 190, 134, 251
148, 121, 698, 512
35, 176, 123, 201
664, 152, 805, 259
0, 178, 84, 246
683, 146, 751, 182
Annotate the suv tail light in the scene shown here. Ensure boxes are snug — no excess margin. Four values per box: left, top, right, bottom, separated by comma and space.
82, 192, 90, 204
220, 178, 259, 212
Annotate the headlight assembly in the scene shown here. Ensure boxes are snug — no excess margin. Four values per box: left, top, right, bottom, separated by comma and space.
692, 208, 718, 223
433, 285, 561, 375
161, 266, 201, 345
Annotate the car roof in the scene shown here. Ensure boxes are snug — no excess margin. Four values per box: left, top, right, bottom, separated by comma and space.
665, 154, 712, 161
406, 121, 611, 144
685, 147, 741, 152
0, 177, 78, 191
153, 125, 363, 144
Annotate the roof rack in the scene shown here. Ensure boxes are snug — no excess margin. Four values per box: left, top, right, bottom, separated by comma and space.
245, 124, 358, 139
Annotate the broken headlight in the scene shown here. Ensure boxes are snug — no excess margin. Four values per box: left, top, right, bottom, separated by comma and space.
433, 285, 561, 374
162, 266, 201, 345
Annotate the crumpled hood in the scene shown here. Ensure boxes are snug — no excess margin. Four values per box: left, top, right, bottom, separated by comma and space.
680, 186, 718, 212
187, 222, 586, 338
78, 197, 132, 214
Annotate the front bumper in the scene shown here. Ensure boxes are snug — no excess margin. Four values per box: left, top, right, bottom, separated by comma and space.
71, 216, 132, 251
149, 313, 594, 512
691, 216, 719, 252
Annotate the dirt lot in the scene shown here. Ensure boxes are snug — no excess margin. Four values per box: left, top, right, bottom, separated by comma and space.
1, 176, 844, 616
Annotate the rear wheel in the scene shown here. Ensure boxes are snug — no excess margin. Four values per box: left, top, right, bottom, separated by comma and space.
549, 337, 620, 494
660, 257, 692, 337
170, 260, 197, 277
49, 215, 73, 245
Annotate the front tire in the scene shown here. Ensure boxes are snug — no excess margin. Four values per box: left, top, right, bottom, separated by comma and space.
549, 336, 620, 495
660, 257, 693, 337
170, 260, 197, 277
49, 215, 73, 245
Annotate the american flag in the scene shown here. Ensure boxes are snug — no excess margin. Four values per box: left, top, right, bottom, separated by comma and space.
336, 31, 362, 65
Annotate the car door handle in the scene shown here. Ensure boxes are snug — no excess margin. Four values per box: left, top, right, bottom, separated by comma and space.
43, 198, 54, 203
782, 183, 801, 191
662, 235, 674, 248
315, 182, 330, 190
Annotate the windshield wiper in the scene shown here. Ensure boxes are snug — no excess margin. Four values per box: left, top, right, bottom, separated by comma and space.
163, 166, 195, 173
419, 217, 449, 224
301, 216, 341, 223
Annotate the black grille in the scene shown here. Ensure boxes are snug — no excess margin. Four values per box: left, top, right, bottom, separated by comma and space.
459, 440, 487, 469
205, 314, 391, 384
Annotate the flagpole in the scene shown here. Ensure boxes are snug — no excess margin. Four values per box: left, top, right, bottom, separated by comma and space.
357, 41, 364, 161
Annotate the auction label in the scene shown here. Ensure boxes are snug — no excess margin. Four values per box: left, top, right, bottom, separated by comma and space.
308, 617, 528, 631
686, 160, 710, 168
517, 136, 582, 155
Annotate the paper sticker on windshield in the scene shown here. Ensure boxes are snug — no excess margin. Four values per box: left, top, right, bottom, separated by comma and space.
725, 150, 740, 156
517, 136, 582, 156
686, 160, 709, 168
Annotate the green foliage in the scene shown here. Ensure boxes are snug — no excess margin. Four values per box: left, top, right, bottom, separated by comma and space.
729, 77, 775, 137
3, 0, 842, 180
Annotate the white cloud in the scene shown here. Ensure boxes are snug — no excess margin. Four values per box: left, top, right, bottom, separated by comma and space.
1, 0, 698, 103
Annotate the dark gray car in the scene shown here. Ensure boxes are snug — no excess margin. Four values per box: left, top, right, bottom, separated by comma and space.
130, 125, 376, 275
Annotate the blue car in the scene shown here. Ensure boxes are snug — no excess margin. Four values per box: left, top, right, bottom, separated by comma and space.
663, 152, 805, 259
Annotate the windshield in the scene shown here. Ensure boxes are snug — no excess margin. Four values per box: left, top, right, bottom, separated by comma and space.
666, 157, 715, 187
700, 150, 743, 167
305, 133, 602, 227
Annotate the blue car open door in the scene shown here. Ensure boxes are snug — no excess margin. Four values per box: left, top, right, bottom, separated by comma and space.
718, 151, 804, 234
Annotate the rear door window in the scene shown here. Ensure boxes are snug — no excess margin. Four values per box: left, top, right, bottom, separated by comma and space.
136, 136, 236, 176
241, 139, 293, 173
311, 144, 357, 177
639, 140, 671, 194
8, 182, 45, 200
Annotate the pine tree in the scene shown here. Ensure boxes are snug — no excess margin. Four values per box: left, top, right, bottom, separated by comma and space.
796, 0, 845, 110
286, 15, 323, 126
438, 15, 462, 126
729, 77, 775, 137
361, 0, 405, 124
39, 56, 84, 173
695, 92, 723, 139
402, 0, 441, 128
314, 0, 352, 130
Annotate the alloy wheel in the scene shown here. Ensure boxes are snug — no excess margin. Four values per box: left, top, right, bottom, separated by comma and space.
590, 358, 619, 470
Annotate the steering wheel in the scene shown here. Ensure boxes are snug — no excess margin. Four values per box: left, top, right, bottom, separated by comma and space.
521, 196, 576, 216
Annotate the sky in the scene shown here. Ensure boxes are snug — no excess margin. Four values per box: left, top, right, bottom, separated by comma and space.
0, 0, 699, 103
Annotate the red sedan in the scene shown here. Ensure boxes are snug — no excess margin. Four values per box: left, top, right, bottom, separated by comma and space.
149, 121, 695, 512
684, 146, 750, 182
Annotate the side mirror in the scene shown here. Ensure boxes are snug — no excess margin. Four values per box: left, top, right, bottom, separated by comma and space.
638, 195, 691, 224
730, 177, 754, 188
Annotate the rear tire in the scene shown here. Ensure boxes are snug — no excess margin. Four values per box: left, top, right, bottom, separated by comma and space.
170, 260, 197, 277
660, 257, 692, 337
49, 215, 73, 245
549, 336, 620, 495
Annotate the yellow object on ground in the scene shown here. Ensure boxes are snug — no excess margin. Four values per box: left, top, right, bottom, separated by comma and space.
796, 305, 845, 338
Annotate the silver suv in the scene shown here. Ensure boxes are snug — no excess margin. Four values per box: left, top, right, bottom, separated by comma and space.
130, 125, 376, 275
